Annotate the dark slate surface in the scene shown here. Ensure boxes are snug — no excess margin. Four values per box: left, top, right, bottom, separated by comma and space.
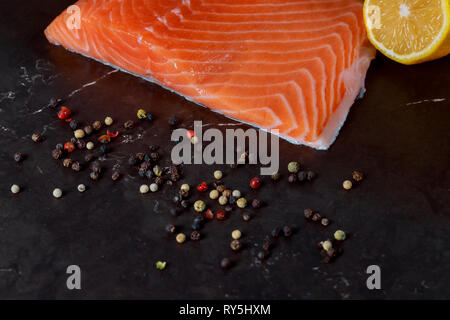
0, 1, 449, 299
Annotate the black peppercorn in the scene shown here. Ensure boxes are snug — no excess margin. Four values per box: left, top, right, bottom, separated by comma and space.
55, 143, 64, 150
220, 258, 231, 269
304, 208, 314, 219
76, 139, 86, 150
31, 133, 43, 143
124, 120, 134, 129
92, 120, 102, 131
145, 170, 154, 179
150, 152, 160, 162
262, 239, 273, 251
155, 176, 164, 185
288, 174, 297, 183
242, 212, 251, 221
99, 144, 108, 154
14, 152, 24, 162
62, 158, 73, 167
297, 171, 308, 182
71, 161, 81, 172
271, 227, 281, 238
257, 251, 268, 260
169, 165, 180, 182
321, 218, 330, 226
51, 149, 62, 160
168, 115, 179, 127
69, 120, 78, 130
150, 145, 159, 152
84, 153, 95, 162
306, 170, 316, 181
90, 161, 102, 174
229, 196, 237, 205
140, 161, 151, 170
138, 168, 147, 177
190, 230, 201, 241
312, 213, 322, 222
165, 224, 176, 233
128, 155, 138, 166
111, 172, 120, 181
180, 200, 190, 209
352, 170, 364, 182
224, 205, 233, 213
70, 137, 77, 144
230, 239, 242, 251
282, 226, 292, 237
271, 172, 280, 181
251, 198, 262, 209
48, 97, 62, 108
83, 125, 93, 135
90, 171, 99, 180
135, 152, 145, 162
146, 113, 154, 121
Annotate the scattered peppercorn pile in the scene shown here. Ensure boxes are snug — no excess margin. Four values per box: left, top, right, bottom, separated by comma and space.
10, 96, 367, 270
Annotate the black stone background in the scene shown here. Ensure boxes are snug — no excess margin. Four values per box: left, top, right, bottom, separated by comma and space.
0, 1, 449, 299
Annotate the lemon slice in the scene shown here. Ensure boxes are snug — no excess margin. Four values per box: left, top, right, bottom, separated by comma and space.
364, 0, 450, 64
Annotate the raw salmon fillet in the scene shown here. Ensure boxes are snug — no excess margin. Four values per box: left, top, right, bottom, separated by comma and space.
45, 0, 375, 149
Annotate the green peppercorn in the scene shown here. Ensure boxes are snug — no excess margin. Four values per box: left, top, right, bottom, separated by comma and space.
288, 161, 300, 173
236, 197, 247, 208
334, 230, 346, 241
153, 165, 163, 177
218, 195, 228, 205
137, 109, 147, 119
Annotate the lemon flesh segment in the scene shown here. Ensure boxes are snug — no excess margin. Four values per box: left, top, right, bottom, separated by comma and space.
364, 0, 450, 64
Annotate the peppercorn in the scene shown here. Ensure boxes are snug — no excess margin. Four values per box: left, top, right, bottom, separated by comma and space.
140, 184, 149, 194
64, 142, 75, 153
128, 155, 138, 166
154, 176, 164, 185
216, 210, 226, 221
312, 212, 322, 222
343, 180, 352, 190
179, 189, 189, 198
70, 137, 77, 144
51, 149, 62, 160
55, 143, 64, 150
216, 185, 226, 193
173, 195, 182, 204
90, 161, 102, 174
257, 251, 267, 260
14, 152, 24, 162
92, 120, 102, 131
169, 165, 180, 182
71, 161, 81, 172
251, 198, 262, 209
271, 227, 281, 238
176, 233, 186, 244
300, 209, 312, 220
145, 170, 153, 179
165, 224, 176, 233
322, 240, 332, 251
230, 239, 242, 251
249, 177, 261, 189
224, 205, 233, 214
111, 172, 120, 181
98, 135, 111, 144
76, 139, 86, 150
232, 190, 241, 198
168, 115, 179, 127
74, 129, 85, 139
197, 181, 208, 192
194, 200, 206, 212
48, 97, 61, 108
124, 120, 134, 129
11, 184, 20, 194
153, 165, 163, 177
181, 184, 190, 192
297, 171, 307, 182
62, 158, 73, 167
262, 238, 273, 251
288, 174, 297, 183
77, 184, 86, 192
306, 170, 316, 181
214, 170, 223, 180
104, 116, 113, 126
137, 109, 147, 119
218, 195, 228, 205
31, 133, 43, 143
85, 141, 94, 150
84, 153, 95, 163
236, 197, 247, 208
220, 258, 231, 269
271, 172, 281, 181
57, 106, 71, 120
150, 152, 160, 162
204, 209, 214, 220
146, 113, 154, 121
334, 230, 346, 241
231, 230, 242, 240
282, 226, 292, 237
191, 220, 201, 231
352, 170, 364, 182
190, 231, 201, 241
209, 190, 219, 200
181, 200, 190, 209
90, 171, 99, 181
242, 212, 251, 221
99, 145, 108, 154
155, 261, 166, 270
288, 161, 300, 173
53, 188, 63, 198
82, 125, 92, 135
68, 119, 78, 130
321, 218, 330, 226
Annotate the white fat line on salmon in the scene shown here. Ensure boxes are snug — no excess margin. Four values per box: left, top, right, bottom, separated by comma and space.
405, 98, 446, 106
67, 69, 118, 98
171, 121, 279, 176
